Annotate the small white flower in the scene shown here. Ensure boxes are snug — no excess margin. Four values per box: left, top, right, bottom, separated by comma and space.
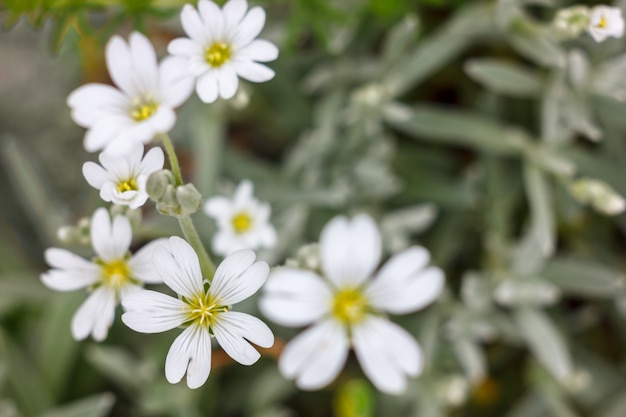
82, 141, 164, 209
203, 180, 276, 256
168, 0, 279, 103
41, 208, 165, 341
122, 236, 274, 389
260, 214, 445, 395
588, 6, 624, 42
68, 32, 194, 152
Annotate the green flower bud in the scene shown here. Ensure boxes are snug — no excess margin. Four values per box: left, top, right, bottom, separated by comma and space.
147, 170, 175, 201
176, 184, 202, 215
156, 184, 180, 216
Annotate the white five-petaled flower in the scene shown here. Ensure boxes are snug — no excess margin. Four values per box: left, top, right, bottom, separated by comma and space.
122, 236, 274, 389
588, 5, 624, 42
203, 180, 276, 256
259, 214, 445, 395
68, 31, 194, 153
82, 141, 164, 209
168, 0, 279, 103
41, 208, 164, 341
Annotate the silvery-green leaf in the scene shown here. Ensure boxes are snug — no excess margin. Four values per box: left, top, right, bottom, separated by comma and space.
494, 278, 560, 307
465, 58, 542, 97
507, 18, 566, 68
37, 393, 114, 417
86, 345, 147, 392
504, 391, 548, 417
542, 258, 624, 297
382, 15, 420, 70
599, 391, 626, 417
514, 308, 573, 382
453, 338, 485, 384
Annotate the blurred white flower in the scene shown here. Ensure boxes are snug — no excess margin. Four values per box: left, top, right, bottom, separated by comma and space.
168, 0, 279, 103
82, 141, 164, 209
122, 236, 274, 389
68, 32, 193, 153
41, 208, 165, 341
203, 180, 276, 256
260, 214, 445, 395
588, 6, 624, 42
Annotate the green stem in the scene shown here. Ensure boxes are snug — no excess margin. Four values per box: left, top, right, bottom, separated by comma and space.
157, 133, 216, 279
158, 133, 183, 186
179, 216, 216, 279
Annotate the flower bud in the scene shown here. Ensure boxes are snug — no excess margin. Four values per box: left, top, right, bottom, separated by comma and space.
176, 184, 202, 215
147, 170, 175, 201
156, 184, 179, 216
552, 6, 590, 40
569, 177, 626, 216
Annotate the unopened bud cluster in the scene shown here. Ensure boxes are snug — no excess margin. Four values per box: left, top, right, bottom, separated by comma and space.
147, 170, 202, 217
569, 177, 626, 216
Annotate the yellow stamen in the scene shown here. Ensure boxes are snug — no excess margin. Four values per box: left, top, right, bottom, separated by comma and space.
185, 293, 230, 327
205, 42, 232, 67
332, 288, 367, 325
597, 15, 607, 28
232, 212, 253, 233
101, 259, 131, 289
117, 178, 138, 193
131, 101, 158, 121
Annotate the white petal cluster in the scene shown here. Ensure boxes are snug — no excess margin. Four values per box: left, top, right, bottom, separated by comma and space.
203, 180, 276, 256
82, 141, 164, 209
260, 214, 445, 394
168, 0, 279, 103
588, 5, 625, 42
41, 208, 165, 341
122, 236, 274, 389
68, 32, 193, 152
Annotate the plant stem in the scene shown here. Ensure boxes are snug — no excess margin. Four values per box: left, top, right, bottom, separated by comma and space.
158, 133, 183, 186
179, 215, 216, 279
157, 133, 216, 279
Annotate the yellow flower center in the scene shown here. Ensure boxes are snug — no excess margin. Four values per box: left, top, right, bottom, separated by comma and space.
232, 212, 253, 233
184, 292, 230, 327
597, 15, 607, 28
131, 101, 159, 121
332, 288, 367, 325
101, 259, 131, 289
205, 42, 232, 67
117, 178, 138, 193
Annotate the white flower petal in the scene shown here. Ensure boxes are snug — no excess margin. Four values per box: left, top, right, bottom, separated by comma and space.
71, 287, 117, 341
121, 289, 187, 333
84, 116, 132, 153
165, 325, 212, 389
41, 269, 100, 292
223, 0, 248, 28
203, 195, 232, 219
138, 146, 164, 176
233, 7, 265, 47
168, 37, 203, 57
127, 238, 168, 283
129, 32, 159, 94
211, 231, 242, 256
213, 311, 273, 365
106, 35, 139, 97
82, 162, 110, 190
67, 84, 127, 127
198, 0, 224, 40
279, 319, 349, 391
196, 71, 219, 103
181, 3, 210, 44
352, 316, 423, 395
210, 250, 268, 305
236, 39, 278, 62
367, 265, 444, 315
217, 66, 239, 99
154, 237, 204, 298
44, 247, 96, 271
90, 208, 131, 261
320, 214, 382, 288
259, 268, 332, 327
233, 179, 254, 206
234, 61, 274, 83
159, 56, 195, 107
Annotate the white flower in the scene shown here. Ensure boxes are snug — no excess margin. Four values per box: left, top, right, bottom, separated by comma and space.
588, 6, 624, 42
168, 0, 279, 103
82, 141, 164, 209
68, 32, 194, 153
121, 236, 274, 389
41, 208, 165, 341
203, 180, 276, 256
259, 214, 445, 395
